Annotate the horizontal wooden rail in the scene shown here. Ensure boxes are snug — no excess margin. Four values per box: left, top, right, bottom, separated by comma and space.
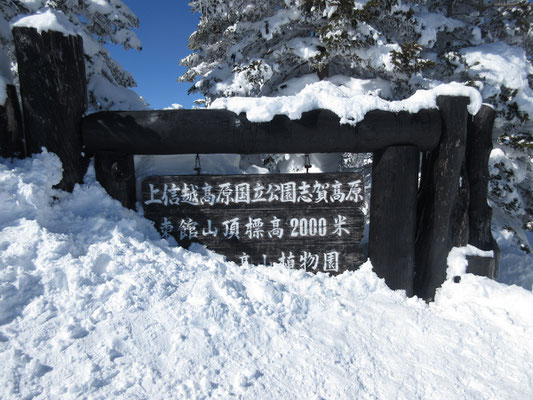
82, 108, 442, 155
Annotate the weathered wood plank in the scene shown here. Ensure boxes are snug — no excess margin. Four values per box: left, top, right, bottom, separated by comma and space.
81, 108, 442, 155
142, 173, 366, 275
95, 151, 136, 210
466, 105, 499, 278
0, 84, 25, 158
369, 146, 418, 296
12, 27, 88, 191
415, 96, 469, 300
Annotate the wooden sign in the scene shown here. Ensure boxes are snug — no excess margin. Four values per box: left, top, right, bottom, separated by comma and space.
142, 173, 365, 274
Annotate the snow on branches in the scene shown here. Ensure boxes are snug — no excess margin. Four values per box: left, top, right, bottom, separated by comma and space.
181, 0, 533, 251
0, 0, 146, 111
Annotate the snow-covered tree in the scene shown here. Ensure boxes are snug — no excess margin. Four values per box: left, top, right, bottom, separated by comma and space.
0, 0, 146, 111
181, 0, 533, 253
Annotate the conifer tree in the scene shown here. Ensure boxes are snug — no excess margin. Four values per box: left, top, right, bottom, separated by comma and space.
181, 0, 533, 252
0, 0, 146, 111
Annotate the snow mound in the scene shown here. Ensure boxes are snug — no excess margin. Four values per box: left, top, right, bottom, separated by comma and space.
211, 78, 482, 125
11, 8, 78, 37
0, 153, 532, 399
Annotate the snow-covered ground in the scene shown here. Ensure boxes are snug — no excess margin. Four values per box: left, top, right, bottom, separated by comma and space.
1, 152, 532, 399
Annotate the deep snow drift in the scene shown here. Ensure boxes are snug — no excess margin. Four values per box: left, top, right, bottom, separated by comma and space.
1, 152, 532, 399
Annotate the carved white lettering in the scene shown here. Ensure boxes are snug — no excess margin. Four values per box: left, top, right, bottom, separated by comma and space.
280, 182, 297, 203
245, 217, 265, 239
268, 216, 284, 239
333, 215, 350, 236
178, 218, 199, 240
235, 182, 251, 204
300, 251, 319, 271
330, 180, 345, 203
346, 180, 363, 202
313, 181, 329, 203
323, 251, 339, 272
222, 217, 240, 239
145, 184, 162, 205
266, 183, 281, 202
202, 219, 218, 237
251, 183, 267, 203
217, 183, 233, 205
159, 217, 173, 238
297, 181, 313, 203
201, 183, 216, 205
181, 183, 200, 205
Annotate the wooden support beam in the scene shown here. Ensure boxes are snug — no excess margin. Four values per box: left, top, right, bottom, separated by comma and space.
466, 105, 499, 278
0, 84, 25, 158
81, 108, 442, 155
415, 96, 470, 300
12, 27, 89, 191
94, 151, 136, 210
369, 146, 419, 296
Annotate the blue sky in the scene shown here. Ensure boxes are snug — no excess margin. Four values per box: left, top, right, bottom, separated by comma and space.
106, 0, 202, 109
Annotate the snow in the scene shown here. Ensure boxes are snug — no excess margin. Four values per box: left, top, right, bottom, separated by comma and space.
1, 151, 532, 398
86, 0, 114, 16
495, 224, 533, 291
11, 8, 79, 37
461, 42, 533, 92
0, 15, 12, 41
446, 245, 494, 279
0, 49, 13, 107
211, 79, 482, 125
87, 75, 148, 111
415, 12, 464, 47
287, 37, 321, 60
461, 42, 533, 116
163, 103, 184, 110
0, 76, 7, 107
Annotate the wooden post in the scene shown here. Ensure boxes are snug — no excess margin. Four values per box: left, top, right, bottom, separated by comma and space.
0, 84, 25, 158
466, 105, 499, 278
369, 146, 419, 296
12, 27, 89, 191
94, 151, 136, 210
415, 96, 469, 300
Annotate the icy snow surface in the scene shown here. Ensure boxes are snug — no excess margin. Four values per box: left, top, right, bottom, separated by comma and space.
211, 78, 482, 125
1, 152, 532, 399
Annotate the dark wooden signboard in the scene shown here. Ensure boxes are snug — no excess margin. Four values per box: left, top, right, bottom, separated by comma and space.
141, 173, 365, 274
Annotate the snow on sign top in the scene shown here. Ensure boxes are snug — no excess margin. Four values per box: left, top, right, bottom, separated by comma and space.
11, 8, 78, 37
211, 79, 482, 126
